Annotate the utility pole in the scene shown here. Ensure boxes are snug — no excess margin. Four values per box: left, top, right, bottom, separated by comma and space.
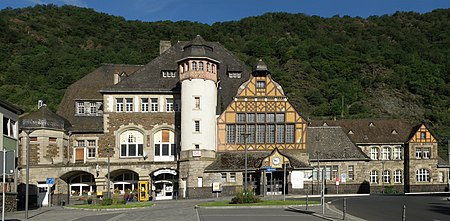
241, 133, 251, 193
106, 145, 112, 199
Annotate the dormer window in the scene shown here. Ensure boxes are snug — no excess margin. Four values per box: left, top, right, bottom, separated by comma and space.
369, 122, 375, 127
228, 72, 241, 79
162, 71, 176, 78
75, 101, 103, 116
391, 129, 398, 135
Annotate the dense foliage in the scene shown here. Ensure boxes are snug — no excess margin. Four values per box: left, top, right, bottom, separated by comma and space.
0, 5, 449, 154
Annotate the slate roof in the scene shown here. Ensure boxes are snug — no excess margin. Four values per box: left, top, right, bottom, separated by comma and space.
438, 156, 450, 168
101, 36, 251, 114
204, 150, 311, 172
0, 99, 23, 115
56, 64, 142, 132
310, 119, 414, 144
307, 126, 369, 161
20, 105, 71, 132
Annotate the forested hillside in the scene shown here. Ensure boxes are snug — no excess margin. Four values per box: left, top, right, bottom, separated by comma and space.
0, 5, 449, 153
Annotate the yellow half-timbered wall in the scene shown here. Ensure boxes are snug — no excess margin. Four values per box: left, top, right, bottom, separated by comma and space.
409, 124, 437, 143
217, 74, 307, 152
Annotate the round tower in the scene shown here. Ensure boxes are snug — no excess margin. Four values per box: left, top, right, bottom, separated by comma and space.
178, 35, 220, 155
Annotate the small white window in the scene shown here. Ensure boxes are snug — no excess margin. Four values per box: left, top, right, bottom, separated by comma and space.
221, 173, 227, 183
381, 147, 390, 160
370, 147, 379, 160
199, 62, 204, 71
416, 148, 422, 159
77, 102, 85, 114
256, 81, 266, 89
192, 62, 197, 71
382, 170, 390, 183
393, 146, 402, 160
229, 173, 236, 182
116, 98, 124, 112
151, 98, 158, 112
194, 121, 200, 132
89, 102, 97, 115
166, 98, 174, 112
141, 98, 149, 112
125, 98, 133, 112
423, 148, 430, 159
394, 170, 402, 183
197, 177, 203, 187
416, 168, 430, 182
348, 165, 354, 180
194, 97, 200, 109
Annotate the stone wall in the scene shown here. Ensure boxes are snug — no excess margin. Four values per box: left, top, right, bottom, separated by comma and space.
0, 192, 17, 212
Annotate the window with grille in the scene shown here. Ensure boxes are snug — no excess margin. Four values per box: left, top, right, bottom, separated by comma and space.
166, 98, 174, 112
116, 98, 124, 112
125, 98, 133, 112
416, 168, 430, 182
151, 98, 158, 112
141, 98, 149, 112
226, 125, 235, 144
370, 147, 379, 160
382, 170, 390, 183
348, 165, 354, 180
423, 148, 430, 159
192, 62, 197, 71
393, 146, 402, 160
256, 81, 266, 89
370, 170, 379, 183
77, 102, 85, 114
194, 121, 200, 132
120, 130, 144, 157
194, 97, 200, 109
221, 173, 227, 182
154, 129, 176, 161
199, 62, 204, 71
381, 147, 390, 160
256, 125, 265, 143
394, 170, 402, 183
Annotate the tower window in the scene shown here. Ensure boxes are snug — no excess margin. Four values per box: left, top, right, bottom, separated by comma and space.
194, 121, 200, 132
199, 62, 204, 71
192, 62, 197, 71
194, 97, 200, 109
256, 81, 266, 89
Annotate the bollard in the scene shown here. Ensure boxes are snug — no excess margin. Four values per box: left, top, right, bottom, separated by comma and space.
343, 198, 346, 220
402, 205, 406, 221
306, 192, 309, 210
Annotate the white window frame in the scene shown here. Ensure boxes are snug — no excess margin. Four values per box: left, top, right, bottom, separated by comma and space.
220, 173, 227, 183
125, 98, 133, 112
229, 173, 236, 182
116, 98, 124, 112
151, 98, 158, 112
166, 98, 174, 112
416, 168, 430, 182
154, 129, 176, 162
370, 170, 378, 184
394, 170, 402, 183
194, 120, 200, 132
393, 146, 402, 160
141, 98, 149, 112
348, 165, 354, 180
87, 140, 97, 158
194, 97, 200, 109
2, 117, 17, 139
370, 147, 379, 160
120, 130, 144, 158
422, 147, 430, 159
382, 170, 390, 183
77, 102, 85, 115
381, 147, 390, 160
226, 125, 235, 144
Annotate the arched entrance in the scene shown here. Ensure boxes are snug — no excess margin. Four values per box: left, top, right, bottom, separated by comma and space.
111, 169, 139, 194
60, 171, 97, 203
151, 169, 178, 200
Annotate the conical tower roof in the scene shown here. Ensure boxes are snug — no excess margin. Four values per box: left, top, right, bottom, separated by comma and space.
20, 105, 71, 132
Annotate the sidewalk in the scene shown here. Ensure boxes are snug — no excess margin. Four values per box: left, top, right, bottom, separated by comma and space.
287, 203, 366, 221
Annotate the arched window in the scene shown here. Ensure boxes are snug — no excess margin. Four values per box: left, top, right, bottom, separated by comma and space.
69, 174, 96, 196
192, 62, 197, 71
211, 64, 215, 73
370, 147, 379, 160
381, 147, 391, 160
394, 170, 402, 183
416, 168, 430, 182
120, 130, 144, 157
206, 63, 210, 72
199, 62, 204, 71
370, 170, 378, 184
154, 129, 176, 162
112, 172, 138, 194
382, 170, 391, 183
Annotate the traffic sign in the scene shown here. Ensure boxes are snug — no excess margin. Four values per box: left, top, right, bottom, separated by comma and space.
266, 168, 276, 172
46, 178, 55, 185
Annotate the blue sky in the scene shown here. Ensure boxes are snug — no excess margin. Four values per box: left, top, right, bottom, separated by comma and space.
1, 0, 450, 24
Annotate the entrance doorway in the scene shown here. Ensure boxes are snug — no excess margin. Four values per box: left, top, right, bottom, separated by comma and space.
37, 183, 49, 207
152, 169, 178, 200
265, 171, 286, 195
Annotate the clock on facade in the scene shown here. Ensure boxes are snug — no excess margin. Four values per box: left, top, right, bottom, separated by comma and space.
272, 156, 281, 165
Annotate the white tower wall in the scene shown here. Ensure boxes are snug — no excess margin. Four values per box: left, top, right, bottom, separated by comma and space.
181, 79, 217, 151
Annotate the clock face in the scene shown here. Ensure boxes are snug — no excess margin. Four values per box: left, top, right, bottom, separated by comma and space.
272, 156, 281, 165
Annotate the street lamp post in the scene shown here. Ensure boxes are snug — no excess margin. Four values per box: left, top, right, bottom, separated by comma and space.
24, 130, 32, 220
241, 133, 251, 193
106, 145, 112, 199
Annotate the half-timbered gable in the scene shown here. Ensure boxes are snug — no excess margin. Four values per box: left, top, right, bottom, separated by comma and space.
217, 60, 307, 152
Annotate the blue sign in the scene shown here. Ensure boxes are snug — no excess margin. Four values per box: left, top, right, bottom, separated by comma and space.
46, 178, 55, 185
264, 166, 272, 169
266, 168, 276, 172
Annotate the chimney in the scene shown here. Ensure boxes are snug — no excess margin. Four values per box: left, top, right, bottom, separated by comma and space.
38, 100, 44, 109
160, 40, 171, 55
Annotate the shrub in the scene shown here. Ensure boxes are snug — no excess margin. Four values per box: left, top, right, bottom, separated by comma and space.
230, 188, 261, 204
100, 198, 113, 206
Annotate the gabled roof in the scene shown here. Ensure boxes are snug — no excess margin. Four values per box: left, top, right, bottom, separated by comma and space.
57, 64, 142, 132
307, 126, 369, 161
101, 37, 251, 114
204, 150, 310, 172
20, 105, 71, 132
310, 119, 413, 144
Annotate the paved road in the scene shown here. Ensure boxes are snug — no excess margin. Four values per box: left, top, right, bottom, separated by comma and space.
329, 195, 450, 221
197, 208, 324, 221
